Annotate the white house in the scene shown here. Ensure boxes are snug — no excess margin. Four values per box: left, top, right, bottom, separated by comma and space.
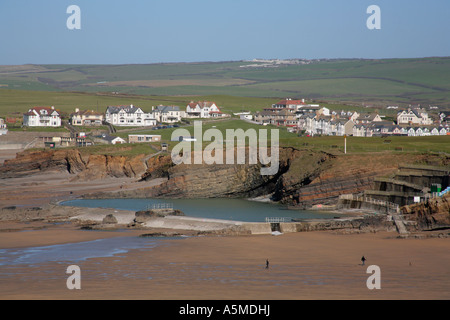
295, 105, 329, 116
332, 119, 354, 136
70, 108, 104, 126
186, 101, 224, 118
239, 114, 253, 120
0, 118, 7, 135
315, 116, 332, 135
105, 105, 156, 126
397, 108, 433, 126
353, 124, 373, 137
407, 126, 447, 136
438, 127, 448, 135
23, 106, 61, 127
297, 113, 317, 134
272, 98, 305, 110
101, 134, 126, 144
152, 105, 185, 123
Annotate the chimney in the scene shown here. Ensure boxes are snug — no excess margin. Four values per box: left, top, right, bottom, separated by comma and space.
75, 108, 80, 113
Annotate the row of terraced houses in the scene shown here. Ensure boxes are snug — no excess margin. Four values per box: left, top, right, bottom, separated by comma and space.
253, 99, 450, 137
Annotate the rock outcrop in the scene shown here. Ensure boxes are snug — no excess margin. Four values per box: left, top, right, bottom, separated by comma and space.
89, 147, 327, 200
0, 149, 147, 180
278, 153, 450, 209
2, 147, 449, 213
401, 193, 450, 230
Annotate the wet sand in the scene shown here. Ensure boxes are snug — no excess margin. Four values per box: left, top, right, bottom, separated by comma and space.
1, 150, 449, 300
1, 226, 449, 300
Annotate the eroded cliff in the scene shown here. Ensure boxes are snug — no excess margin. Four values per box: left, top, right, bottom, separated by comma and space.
401, 194, 450, 230
2, 147, 449, 210
0, 149, 147, 180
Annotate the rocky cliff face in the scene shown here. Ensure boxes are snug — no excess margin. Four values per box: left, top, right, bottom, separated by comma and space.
2, 148, 448, 211
401, 194, 450, 230
278, 153, 450, 209
96, 147, 304, 199
0, 149, 147, 180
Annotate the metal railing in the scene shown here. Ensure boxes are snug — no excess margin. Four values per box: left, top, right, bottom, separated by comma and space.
146, 202, 173, 210
265, 217, 292, 223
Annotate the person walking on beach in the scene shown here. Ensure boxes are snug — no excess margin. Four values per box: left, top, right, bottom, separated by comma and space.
265, 259, 269, 269
361, 256, 366, 266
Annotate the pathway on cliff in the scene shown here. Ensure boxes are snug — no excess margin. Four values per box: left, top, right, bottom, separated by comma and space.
390, 211, 409, 235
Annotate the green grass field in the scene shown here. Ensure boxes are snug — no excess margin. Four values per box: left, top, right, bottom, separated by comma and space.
1, 57, 450, 107
2, 57, 449, 159
86, 118, 450, 156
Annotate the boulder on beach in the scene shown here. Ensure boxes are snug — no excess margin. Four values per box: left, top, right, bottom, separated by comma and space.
102, 214, 118, 224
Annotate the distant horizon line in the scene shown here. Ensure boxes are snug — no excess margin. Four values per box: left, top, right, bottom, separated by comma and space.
2, 56, 450, 66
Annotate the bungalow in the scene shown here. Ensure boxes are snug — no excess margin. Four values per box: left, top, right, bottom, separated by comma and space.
101, 134, 126, 144
128, 134, 161, 143
366, 121, 397, 136
105, 105, 156, 126
391, 125, 406, 135
429, 127, 439, 136
70, 108, 104, 126
406, 127, 416, 136
186, 101, 224, 118
407, 126, 448, 136
407, 127, 425, 136
438, 127, 448, 135
272, 98, 305, 110
23, 106, 61, 127
239, 114, 253, 120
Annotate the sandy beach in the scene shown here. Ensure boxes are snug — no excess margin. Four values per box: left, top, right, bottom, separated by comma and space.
0, 151, 449, 301
1, 223, 449, 300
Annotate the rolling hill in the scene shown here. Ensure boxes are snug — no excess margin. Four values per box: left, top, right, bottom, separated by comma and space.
1, 57, 450, 108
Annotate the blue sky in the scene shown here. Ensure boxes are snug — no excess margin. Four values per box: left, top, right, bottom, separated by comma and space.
0, 0, 449, 64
